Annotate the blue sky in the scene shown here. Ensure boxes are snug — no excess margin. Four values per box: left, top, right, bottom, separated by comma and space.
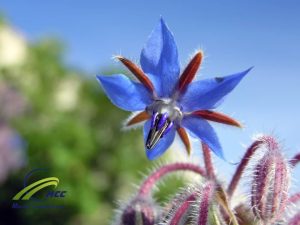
2, 1, 300, 187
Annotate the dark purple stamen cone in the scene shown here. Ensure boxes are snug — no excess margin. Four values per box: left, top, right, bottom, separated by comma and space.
151, 112, 158, 127
117, 196, 159, 225
251, 146, 290, 223
157, 113, 168, 130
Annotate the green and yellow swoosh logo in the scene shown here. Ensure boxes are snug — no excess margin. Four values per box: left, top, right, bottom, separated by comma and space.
13, 177, 59, 200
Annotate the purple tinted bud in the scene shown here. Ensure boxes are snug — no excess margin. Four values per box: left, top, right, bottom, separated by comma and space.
115, 196, 159, 225
157, 113, 168, 130
251, 142, 290, 223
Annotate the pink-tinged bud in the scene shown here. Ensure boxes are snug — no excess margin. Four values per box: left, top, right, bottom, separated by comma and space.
115, 196, 159, 225
251, 138, 290, 223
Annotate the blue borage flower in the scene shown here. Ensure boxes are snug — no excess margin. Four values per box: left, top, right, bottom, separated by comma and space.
97, 18, 252, 160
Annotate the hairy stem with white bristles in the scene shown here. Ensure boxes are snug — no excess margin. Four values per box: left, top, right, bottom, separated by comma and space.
138, 163, 207, 197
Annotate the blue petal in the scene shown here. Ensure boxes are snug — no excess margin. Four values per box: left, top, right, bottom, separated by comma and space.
143, 119, 176, 160
179, 67, 252, 112
140, 18, 180, 98
182, 116, 225, 160
96, 74, 152, 111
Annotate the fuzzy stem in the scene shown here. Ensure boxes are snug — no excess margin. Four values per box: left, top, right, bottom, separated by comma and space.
202, 142, 216, 180
227, 140, 263, 197
138, 163, 206, 197
197, 181, 215, 225
170, 193, 196, 225
290, 153, 300, 167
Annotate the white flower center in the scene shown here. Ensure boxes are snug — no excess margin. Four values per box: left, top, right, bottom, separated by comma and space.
146, 98, 183, 122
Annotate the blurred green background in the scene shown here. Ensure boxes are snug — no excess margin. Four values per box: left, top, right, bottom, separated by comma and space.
0, 16, 187, 225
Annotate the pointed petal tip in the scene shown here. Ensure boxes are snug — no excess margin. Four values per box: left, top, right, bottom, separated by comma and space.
205, 142, 239, 164
96, 74, 113, 85
229, 66, 253, 81
248, 66, 254, 71
159, 16, 166, 25
96, 74, 104, 82
212, 147, 238, 165
158, 17, 172, 37
241, 66, 254, 76
213, 148, 237, 164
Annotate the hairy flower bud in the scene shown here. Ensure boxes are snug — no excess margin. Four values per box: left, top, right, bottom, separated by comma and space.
251, 138, 290, 223
114, 195, 159, 225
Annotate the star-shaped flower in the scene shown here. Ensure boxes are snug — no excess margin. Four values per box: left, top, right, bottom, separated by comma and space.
97, 18, 251, 160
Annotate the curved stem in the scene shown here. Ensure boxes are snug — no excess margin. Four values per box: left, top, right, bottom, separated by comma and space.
202, 142, 216, 180
228, 136, 280, 198
170, 193, 196, 225
138, 162, 206, 197
227, 140, 263, 197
